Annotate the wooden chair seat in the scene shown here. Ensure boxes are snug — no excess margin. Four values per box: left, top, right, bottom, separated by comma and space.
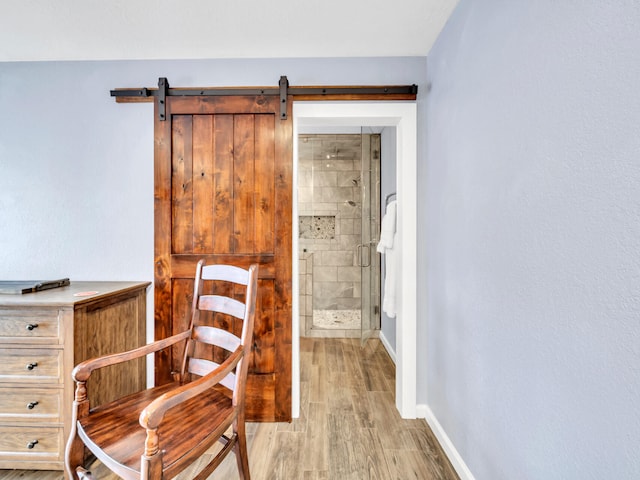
77, 382, 234, 479
65, 261, 258, 480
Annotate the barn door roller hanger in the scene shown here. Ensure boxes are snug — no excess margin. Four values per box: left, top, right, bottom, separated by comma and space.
110, 76, 418, 121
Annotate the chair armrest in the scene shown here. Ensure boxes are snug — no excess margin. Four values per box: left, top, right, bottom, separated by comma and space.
139, 348, 243, 430
72, 330, 192, 382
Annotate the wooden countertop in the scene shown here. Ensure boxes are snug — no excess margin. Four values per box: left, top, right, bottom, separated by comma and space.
0, 281, 151, 307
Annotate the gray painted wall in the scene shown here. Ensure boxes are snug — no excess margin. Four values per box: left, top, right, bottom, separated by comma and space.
425, 1, 640, 479
380, 126, 397, 351
0, 57, 425, 280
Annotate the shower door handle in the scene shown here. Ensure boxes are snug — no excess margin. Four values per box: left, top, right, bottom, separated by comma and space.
356, 243, 371, 267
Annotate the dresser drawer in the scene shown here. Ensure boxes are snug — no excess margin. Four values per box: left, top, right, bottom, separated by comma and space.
0, 387, 62, 424
0, 349, 63, 384
0, 309, 61, 345
0, 425, 63, 461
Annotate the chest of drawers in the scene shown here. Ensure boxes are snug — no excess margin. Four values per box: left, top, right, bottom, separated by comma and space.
0, 281, 149, 474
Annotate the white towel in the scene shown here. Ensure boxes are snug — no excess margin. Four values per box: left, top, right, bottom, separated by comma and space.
377, 200, 398, 318
377, 200, 396, 253
382, 232, 398, 318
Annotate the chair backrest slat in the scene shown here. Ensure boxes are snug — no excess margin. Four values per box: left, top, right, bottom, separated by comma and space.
193, 325, 241, 353
187, 358, 236, 390
198, 295, 245, 319
201, 264, 250, 285
180, 260, 258, 400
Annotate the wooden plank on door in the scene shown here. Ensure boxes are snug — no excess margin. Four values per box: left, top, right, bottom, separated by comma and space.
155, 95, 292, 421
233, 114, 256, 254
192, 115, 214, 253
213, 115, 234, 253
171, 115, 193, 254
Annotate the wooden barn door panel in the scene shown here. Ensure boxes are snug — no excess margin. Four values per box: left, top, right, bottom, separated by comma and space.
154, 95, 292, 421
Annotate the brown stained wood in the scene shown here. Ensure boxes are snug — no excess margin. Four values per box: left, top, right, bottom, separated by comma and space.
156, 95, 291, 422
254, 114, 275, 254
213, 115, 234, 254
170, 279, 193, 373
252, 280, 275, 374
171, 96, 278, 116
171, 115, 194, 254
192, 115, 215, 254
154, 95, 174, 386
233, 115, 256, 254
170, 254, 276, 279
244, 373, 275, 421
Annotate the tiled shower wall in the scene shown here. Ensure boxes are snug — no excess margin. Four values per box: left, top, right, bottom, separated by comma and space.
298, 134, 378, 336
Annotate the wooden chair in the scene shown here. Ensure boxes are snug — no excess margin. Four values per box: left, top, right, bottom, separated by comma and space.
65, 260, 258, 480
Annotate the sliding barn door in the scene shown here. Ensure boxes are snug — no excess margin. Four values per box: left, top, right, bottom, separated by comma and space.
154, 95, 292, 421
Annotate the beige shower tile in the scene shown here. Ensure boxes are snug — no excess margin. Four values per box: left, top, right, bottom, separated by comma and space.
338, 266, 360, 282
313, 171, 338, 187
314, 266, 338, 282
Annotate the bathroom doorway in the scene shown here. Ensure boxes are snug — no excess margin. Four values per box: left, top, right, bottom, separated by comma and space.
297, 131, 381, 342
292, 101, 417, 420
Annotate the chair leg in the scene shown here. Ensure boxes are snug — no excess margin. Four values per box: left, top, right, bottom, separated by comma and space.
234, 421, 251, 480
76, 467, 95, 480
64, 429, 86, 479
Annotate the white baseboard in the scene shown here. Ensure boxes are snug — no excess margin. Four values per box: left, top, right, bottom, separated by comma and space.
418, 404, 476, 480
378, 331, 396, 364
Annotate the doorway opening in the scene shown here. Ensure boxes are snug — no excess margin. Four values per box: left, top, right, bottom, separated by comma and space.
297, 130, 382, 341
292, 102, 418, 419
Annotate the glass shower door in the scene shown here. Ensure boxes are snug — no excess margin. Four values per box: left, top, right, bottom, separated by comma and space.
359, 132, 381, 345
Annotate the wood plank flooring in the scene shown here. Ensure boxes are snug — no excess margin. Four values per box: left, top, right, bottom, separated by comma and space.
0, 338, 459, 480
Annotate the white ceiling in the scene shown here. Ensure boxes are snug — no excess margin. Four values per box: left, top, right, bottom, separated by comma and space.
0, 0, 458, 62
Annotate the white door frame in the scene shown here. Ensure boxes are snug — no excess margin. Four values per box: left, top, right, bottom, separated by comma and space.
292, 101, 417, 418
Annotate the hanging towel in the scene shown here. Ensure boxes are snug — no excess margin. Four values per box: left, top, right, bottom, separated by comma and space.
377, 200, 398, 318
377, 200, 396, 253
382, 232, 398, 318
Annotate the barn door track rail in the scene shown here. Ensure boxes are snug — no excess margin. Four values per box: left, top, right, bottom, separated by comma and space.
111, 76, 418, 120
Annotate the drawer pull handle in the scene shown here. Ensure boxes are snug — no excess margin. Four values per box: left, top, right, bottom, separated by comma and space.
26, 323, 39, 331
26, 362, 38, 371
27, 401, 39, 410
27, 440, 38, 449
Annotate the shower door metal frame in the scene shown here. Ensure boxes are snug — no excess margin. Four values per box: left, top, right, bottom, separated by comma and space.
359, 133, 381, 345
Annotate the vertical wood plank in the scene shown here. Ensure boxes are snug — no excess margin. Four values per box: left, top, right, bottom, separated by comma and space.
251, 279, 275, 374
254, 114, 275, 253
171, 115, 194, 254
154, 96, 174, 385
192, 115, 214, 254
213, 115, 234, 254
233, 114, 256, 254
171, 278, 194, 373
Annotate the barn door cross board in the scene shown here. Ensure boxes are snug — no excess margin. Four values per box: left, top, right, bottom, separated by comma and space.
111, 76, 417, 422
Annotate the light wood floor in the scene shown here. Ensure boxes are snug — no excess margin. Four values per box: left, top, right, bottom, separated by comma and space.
0, 337, 459, 480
